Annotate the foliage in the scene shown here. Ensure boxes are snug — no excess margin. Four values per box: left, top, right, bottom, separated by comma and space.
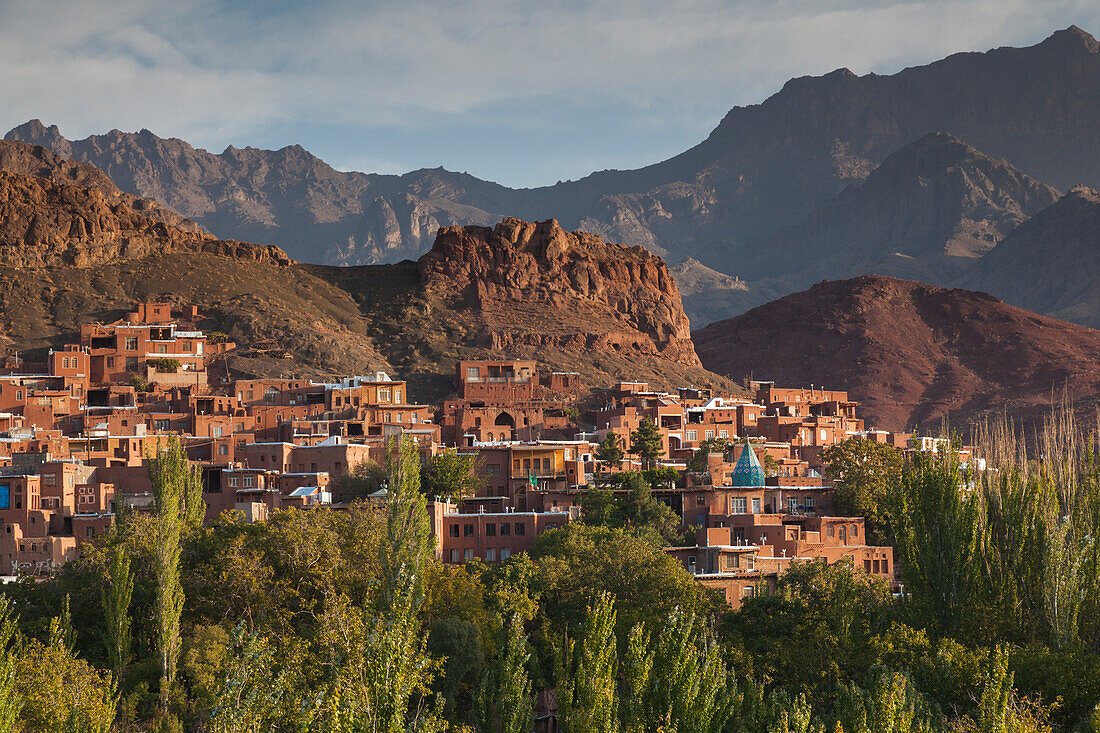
101, 543, 134, 682
475, 616, 533, 733
422, 449, 486, 503
595, 432, 624, 472
822, 439, 904, 544
333, 459, 389, 503
557, 593, 619, 733
148, 357, 183, 373
628, 418, 664, 470
687, 437, 729, 473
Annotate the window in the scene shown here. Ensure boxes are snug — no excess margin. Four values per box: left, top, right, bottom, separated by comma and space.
394, 389, 402, 403
705, 430, 715, 440
463, 524, 474, 537
719, 430, 729, 438
742, 586, 755, 599
512, 459, 520, 471
752, 498, 761, 514
695, 512, 705, 526
486, 523, 496, 536
212, 426, 223, 438
229, 476, 240, 487
466, 367, 480, 381
805, 496, 815, 510
851, 524, 859, 537
726, 554, 739, 569
464, 548, 473, 560
243, 476, 255, 487
125, 337, 138, 351
486, 548, 496, 561
486, 464, 501, 477
449, 524, 460, 538
155, 419, 170, 431
500, 523, 510, 536
218, 444, 229, 456
686, 430, 698, 441
696, 494, 706, 506
515, 523, 526, 536
450, 549, 460, 562
378, 388, 391, 403
787, 497, 798, 513
15, 391, 22, 400
500, 547, 511, 560
542, 457, 552, 473
827, 524, 835, 537
731, 497, 747, 514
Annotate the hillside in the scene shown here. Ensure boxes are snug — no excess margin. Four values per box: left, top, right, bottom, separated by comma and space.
693, 276, 1100, 431
954, 186, 1100, 328
9, 27, 1100, 280
0, 140, 729, 399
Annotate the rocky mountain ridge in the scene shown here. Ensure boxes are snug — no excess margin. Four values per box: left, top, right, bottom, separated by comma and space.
0, 140, 290, 268
9, 27, 1100, 282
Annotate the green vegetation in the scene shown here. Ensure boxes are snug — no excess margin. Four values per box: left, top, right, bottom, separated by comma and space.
422, 449, 487, 503
1, 419, 1099, 731
629, 418, 664, 469
147, 358, 182, 373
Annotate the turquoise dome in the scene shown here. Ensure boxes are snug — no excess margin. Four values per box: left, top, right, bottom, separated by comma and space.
731, 441, 766, 487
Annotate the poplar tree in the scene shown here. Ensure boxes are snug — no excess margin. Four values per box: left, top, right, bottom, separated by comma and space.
0, 599, 21, 733
148, 438, 189, 711
381, 435, 433, 607
476, 616, 534, 733
101, 544, 134, 681
558, 593, 619, 733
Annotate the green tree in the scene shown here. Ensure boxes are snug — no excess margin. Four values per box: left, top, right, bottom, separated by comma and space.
822, 439, 903, 544
101, 544, 134, 682
148, 438, 191, 711
0, 598, 21, 733
892, 449, 980, 638
629, 418, 664, 470
688, 437, 729, 474
333, 459, 389, 503
476, 616, 533, 733
596, 433, 624, 473
558, 593, 619, 733
381, 435, 433, 607
422, 449, 486, 503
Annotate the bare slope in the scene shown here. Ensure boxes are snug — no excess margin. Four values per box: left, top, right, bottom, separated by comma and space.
694, 276, 1100, 431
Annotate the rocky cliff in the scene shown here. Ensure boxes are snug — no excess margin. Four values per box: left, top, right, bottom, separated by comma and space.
694, 275, 1100, 431
417, 218, 700, 367
0, 140, 291, 269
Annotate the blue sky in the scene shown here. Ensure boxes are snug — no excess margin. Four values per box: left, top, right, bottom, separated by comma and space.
2, 0, 1098, 188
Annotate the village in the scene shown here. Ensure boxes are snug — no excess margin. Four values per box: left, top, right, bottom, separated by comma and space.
0, 302, 964, 608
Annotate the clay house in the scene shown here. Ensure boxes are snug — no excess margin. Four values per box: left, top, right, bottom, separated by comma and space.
428, 498, 577, 564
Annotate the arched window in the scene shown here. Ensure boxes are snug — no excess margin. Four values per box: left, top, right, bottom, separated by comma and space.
264, 387, 280, 403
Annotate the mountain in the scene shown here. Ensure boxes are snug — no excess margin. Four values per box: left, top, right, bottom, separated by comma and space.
4, 119, 512, 265
0, 141, 288, 268
670, 258, 783, 328
745, 133, 1061, 286
0, 140, 728, 398
693, 276, 1100, 431
9, 27, 1100, 276
954, 186, 1100, 328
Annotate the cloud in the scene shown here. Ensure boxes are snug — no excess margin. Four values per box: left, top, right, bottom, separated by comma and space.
1, 0, 1098, 186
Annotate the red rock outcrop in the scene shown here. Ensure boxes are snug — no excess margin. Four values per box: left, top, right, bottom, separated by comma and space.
694, 275, 1100, 431
418, 218, 700, 367
0, 141, 291, 268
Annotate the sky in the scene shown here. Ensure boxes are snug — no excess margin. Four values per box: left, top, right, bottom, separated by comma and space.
1, 0, 1098, 188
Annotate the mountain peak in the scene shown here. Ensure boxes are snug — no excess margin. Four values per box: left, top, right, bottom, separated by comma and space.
1039, 25, 1099, 53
